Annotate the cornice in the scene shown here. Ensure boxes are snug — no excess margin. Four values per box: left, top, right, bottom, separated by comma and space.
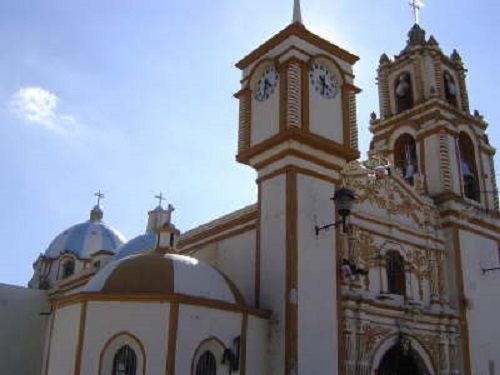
236, 127, 359, 166
236, 23, 359, 70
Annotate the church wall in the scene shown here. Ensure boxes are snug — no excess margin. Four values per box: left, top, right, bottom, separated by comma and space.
192, 230, 257, 306
458, 230, 500, 375
246, 315, 268, 375
0, 284, 49, 375
296, 174, 338, 373
80, 301, 169, 375
258, 174, 287, 375
47, 303, 82, 375
175, 305, 242, 375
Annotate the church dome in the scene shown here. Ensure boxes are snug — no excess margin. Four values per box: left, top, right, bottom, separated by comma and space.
44, 205, 126, 259
114, 202, 179, 261
113, 232, 157, 260
83, 253, 244, 305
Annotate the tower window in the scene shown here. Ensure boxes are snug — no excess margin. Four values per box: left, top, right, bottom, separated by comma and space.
62, 260, 75, 279
395, 73, 414, 113
112, 345, 137, 375
458, 133, 480, 201
386, 251, 406, 295
444, 72, 458, 107
394, 134, 418, 185
196, 351, 217, 375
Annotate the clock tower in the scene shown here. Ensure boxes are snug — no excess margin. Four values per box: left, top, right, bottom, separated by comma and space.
234, 1, 361, 373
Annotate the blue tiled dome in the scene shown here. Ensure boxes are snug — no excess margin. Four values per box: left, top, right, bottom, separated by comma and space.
114, 232, 157, 261
44, 206, 126, 259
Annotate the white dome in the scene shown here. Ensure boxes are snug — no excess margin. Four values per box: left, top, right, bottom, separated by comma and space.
84, 253, 244, 305
44, 207, 126, 259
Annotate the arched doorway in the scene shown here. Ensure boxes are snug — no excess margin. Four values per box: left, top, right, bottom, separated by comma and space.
377, 340, 430, 375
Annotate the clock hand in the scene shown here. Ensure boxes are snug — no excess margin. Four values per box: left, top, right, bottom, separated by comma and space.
319, 75, 327, 96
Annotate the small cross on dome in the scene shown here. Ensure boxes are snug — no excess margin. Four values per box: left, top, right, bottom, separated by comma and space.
409, 0, 424, 25
155, 192, 166, 208
94, 190, 104, 207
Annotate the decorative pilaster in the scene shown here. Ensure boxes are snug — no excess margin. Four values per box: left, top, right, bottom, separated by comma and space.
348, 91, 358, 152
432, 54, 443, 97
413, 56, 425, 103
438, 131, 452, 191
490, 155, 499, 210
378, 69, 391, 119
343, 319, 356, 375
286, 62, 302, 128
237, 89, 252, 153
457, 70, 470, 112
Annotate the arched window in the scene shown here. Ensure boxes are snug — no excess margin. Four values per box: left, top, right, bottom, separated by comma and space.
395, 73, 414, 113
196, 351, 217, 375
443, 71, 458, 107
112, 345, 137, 375
394, 134, 418, 185
386, 251, 406, 295
458, 133, 480, 201
62, 260, 75, 279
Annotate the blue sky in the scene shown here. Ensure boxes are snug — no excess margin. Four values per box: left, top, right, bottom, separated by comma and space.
1, 0, 498, 285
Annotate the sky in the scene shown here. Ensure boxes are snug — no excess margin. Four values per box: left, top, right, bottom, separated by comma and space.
0, 0, 498, 286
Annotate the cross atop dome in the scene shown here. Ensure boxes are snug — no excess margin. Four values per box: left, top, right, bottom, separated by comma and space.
409, 0, 424, 25
90, 190, 105, 221
293, 0, 303, 24
94, 190, 104, 207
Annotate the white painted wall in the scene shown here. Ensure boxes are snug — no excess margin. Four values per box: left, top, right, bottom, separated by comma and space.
259, 175, 286, 375
80, 301, 169, 375
297, 174, 338, 373
175, 305, 241, 375
47, 303, 82, 375
459, 230, 500, 375
246, 316, 268, 375
0, 284, 49, 375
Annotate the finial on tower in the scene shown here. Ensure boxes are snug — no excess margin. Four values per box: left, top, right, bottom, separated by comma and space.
408, 0, 424, 25
293, 0, 303, 24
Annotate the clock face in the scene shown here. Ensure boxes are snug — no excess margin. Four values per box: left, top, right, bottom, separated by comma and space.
254, 66, 279, 102
309, 62, 339, 99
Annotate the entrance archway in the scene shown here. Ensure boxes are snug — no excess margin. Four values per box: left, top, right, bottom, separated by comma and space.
377, 341, 430, 375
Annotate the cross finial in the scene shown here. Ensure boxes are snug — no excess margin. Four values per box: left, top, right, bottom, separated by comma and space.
94, 190, 104, 207
293, 0, 302, 24
409, 0, 424, 25
155, 192, 166, 208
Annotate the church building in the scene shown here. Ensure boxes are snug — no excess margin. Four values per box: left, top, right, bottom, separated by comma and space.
1, 1, 499, 374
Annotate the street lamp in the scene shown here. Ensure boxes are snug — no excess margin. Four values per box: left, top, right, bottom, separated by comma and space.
315, 187, 355, 235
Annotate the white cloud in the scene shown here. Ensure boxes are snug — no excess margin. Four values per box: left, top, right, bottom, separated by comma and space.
10, 87, 78, 133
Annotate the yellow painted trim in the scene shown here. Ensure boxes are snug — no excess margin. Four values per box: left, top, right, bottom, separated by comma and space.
165, 303, 179, 375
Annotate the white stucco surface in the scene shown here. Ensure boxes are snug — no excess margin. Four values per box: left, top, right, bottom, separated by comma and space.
175, 305, 242, 375
0, 284, 49, 375
297, 174, 338, 373
80, 301, 169, 375
47, 303, 82, 375
459, 230, 500, 375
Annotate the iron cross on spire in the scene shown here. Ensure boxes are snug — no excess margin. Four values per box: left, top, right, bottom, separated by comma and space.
409, 0, 424, 25
155, 192, 166, 207
94, 190, 104, 207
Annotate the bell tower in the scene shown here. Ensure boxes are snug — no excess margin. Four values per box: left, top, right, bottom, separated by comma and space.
369, 24, 498, 211
234, 1, 361, 374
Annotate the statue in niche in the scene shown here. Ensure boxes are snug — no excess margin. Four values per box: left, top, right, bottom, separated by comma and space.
394, 134, 418, 185
395, 73, 414, 113
444, 72, 458, 107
